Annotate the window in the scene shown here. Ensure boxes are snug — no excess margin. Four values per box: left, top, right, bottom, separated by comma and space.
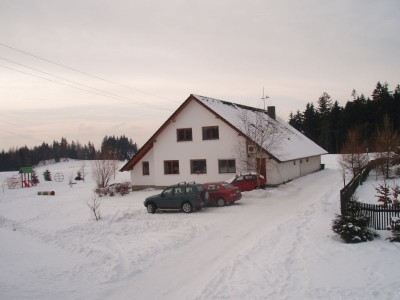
177, 128, 192, 142
164, 160, 179, 174
174, 187, 184, 195
202, 126, 219, 140
162, 187, 174, 197
218, 159, 236, 173
207, 184, 218, 191
190, 159, 207, 174
142, 161, 149, 175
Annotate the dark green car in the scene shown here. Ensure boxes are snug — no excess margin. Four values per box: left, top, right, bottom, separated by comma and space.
144, 182, 209, 214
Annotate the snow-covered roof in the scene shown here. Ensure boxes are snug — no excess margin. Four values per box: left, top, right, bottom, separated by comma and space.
193, 94, 327, 161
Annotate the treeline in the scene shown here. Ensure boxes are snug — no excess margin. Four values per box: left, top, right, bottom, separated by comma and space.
289, 81, 400, 153
0, 135, 138, 172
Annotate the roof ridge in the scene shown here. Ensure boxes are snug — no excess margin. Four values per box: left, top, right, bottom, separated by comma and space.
192, 94, 268, 114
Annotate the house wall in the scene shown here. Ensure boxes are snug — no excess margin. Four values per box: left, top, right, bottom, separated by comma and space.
267, 159, 300, 185
300, 155, 321, 176
130, 100, 245, 187
130, 147, 155, 186
267, 155, 322, 185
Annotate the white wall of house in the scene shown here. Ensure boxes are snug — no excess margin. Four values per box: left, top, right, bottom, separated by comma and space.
267, 159, 300, 185
267, 155, 322, 185
130, 99, 245, 186
130, 147, 155, 186
300, 155, 321, 176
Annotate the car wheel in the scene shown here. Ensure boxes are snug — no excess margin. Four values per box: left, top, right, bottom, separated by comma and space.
182, 202, 193, 213
217, 198, 226, 207
146, 203, 156, 214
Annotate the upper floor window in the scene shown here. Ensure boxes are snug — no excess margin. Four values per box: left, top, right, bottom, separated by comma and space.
202, 126, 219, 140
164, 160, 179, 174
190, 159, 207, 174
142, 161, 149, 175
218, 159, 236, 173
177, 128, 192, 142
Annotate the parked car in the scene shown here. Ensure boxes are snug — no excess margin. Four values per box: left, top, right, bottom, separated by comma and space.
204, 182, 242, 207
144, 182, 209, 214
227, 173, 266, 192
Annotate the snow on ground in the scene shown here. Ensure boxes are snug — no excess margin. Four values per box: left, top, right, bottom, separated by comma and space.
1, 156, 400, 300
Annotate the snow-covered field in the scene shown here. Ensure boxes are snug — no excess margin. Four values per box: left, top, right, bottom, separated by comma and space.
1, 156, 399, 300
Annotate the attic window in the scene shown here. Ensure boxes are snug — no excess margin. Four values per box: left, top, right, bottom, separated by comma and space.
177, 128, 192, 142
142, 161, 149, 175
202, 126, 219, 140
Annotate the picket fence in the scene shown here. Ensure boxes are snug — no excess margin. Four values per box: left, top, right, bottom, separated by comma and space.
359, 203, 400, 230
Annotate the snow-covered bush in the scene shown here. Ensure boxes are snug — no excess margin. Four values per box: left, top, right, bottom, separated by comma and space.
387, 217, 400, 242
332, 195, 379, 243
94, 182, 130, 197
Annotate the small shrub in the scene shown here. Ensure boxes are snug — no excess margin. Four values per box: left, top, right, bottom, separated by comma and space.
31, 169, 40, 185
87, 195, 102, 221
94, 182, 131, 197
387, 217, 400, 242
43, 169, 52, 181
332, 195, 379, 243
113, 182, 131, 196
375, 180, 392, 206
75, 171, 84, 181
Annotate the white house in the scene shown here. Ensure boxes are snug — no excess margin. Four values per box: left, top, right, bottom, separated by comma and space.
120, 94, 327, 188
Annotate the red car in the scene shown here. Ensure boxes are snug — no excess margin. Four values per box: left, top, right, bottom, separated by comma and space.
228, 173, 266, 192
204, 182, 242, 207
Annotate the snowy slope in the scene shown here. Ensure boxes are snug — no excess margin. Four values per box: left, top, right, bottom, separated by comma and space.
0, 157, 399, 300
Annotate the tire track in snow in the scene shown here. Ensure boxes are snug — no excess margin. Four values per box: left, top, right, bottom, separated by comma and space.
105, 170, 343, 300
195, 170, 343, 300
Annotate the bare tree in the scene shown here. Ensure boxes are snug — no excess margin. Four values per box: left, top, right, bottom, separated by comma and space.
339, 126, 369, 178
373, 115, 399, 179
91, 160, 118, 188
87, 195, 102, 221
235, 108, 284, 185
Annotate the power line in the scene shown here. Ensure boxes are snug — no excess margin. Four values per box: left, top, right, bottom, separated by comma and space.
0, 56, 173, 111
0, 42, 179, 104
0, 64, 173, 112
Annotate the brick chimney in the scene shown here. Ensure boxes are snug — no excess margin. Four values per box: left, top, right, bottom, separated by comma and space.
267, 106, 276, 120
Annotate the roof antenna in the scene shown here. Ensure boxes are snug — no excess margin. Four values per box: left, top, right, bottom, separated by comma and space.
261, 87, 269, 110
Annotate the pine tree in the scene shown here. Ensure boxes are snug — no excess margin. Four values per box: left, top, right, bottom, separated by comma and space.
375, 180, 391, 206
31, 168, 40, 185
332, 195, 379, 243
43, 169, 52, 181
392, 183, 400, 206
388, 217, 400, 242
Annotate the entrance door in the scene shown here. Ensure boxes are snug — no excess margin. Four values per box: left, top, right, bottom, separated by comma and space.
256, 158, 267, 183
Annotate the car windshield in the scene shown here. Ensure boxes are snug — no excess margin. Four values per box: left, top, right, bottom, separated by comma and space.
225, 176, 236, 183
222, 183, 234, 190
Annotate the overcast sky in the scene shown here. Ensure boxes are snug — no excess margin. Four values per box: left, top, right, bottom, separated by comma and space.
1, 0, 399, 151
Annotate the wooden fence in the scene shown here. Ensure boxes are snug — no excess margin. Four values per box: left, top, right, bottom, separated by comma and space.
359, 203, 400, 230
340, 164, 372, 215
339, 161, 400, 230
